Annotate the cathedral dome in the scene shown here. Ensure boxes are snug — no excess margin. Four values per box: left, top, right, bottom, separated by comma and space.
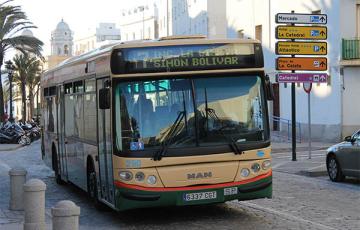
21, 29, 33, 37
56, 19, 70, 31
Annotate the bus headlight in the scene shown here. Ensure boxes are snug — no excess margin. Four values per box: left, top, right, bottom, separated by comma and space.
240, 168, 250, 177
135, 172, 145, 182
119, 171, 133, 181
262, 160, 271, 170
147, 175, 157, 185
251, 163, 261, 173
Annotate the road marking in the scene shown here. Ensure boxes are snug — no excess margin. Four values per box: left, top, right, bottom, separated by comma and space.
234, 201, 337, 230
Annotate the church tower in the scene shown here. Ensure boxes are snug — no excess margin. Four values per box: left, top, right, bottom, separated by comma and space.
46, 19, 73, 70
51, 19, 73, 56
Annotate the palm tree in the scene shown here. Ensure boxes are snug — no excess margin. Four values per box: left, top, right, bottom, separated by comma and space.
25, 58, 41, 119
12, 53, 39, 122
0, 0, 44, 121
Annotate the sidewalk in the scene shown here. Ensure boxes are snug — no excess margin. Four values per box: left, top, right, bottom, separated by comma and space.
271, 141, 334, 153
271, 141, 335, 178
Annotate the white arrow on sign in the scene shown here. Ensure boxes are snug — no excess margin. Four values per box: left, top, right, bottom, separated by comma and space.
276, 13, 327, 24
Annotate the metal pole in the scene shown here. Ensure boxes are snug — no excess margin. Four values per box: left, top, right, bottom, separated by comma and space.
291, 10, 296, 161
9, 73, 13, 122
308, 91, 312, 159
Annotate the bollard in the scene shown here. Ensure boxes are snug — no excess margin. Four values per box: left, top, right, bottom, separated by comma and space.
52, 200, 80, 230
23, 179, 46, 230
8, 167, 27, 210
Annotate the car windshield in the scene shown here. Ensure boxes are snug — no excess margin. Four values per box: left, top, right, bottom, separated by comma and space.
114, 75, 268, 154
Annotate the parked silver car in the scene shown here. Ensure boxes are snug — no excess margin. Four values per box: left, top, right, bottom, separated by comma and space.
326, 130, 360, 182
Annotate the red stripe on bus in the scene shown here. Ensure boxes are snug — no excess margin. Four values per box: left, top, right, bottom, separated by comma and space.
114, 170, 272, 192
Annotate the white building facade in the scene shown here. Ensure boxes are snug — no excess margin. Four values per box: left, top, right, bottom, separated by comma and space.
157, 0, 226, 38
119, 3, 158, 41
74, 23, 121, 55
226, 0, 360, 141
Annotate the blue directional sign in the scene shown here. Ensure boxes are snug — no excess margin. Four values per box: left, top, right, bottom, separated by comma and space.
276, 13, 327, 24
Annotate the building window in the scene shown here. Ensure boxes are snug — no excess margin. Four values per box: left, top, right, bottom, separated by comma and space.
255, 25, 262, 42
64, 45, 69, 55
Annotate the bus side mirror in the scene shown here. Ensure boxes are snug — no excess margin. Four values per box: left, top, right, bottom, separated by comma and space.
265, 75, 274, 101
99, 88, 110, 110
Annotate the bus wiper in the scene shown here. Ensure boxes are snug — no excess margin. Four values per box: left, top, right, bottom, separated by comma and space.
154, 91, 188, 161
205, 108, 242, 155
203, 88, 241, 155
153, 110, 185, 161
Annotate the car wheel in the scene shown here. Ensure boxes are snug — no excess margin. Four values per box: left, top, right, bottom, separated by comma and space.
327, 155, 345, 182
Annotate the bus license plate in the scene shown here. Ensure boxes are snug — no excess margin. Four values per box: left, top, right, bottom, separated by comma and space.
183, 191, 217, 201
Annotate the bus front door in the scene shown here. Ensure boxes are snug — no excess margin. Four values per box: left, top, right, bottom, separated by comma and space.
97, 78, 115, 206
58, 85, 68, 181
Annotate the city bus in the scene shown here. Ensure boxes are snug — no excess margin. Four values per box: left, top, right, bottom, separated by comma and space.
41, 36, 273, 211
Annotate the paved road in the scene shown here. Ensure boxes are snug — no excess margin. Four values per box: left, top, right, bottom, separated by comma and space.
0, 142, 359, 230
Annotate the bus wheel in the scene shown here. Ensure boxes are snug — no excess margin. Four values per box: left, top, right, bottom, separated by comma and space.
52, 147, 65, 185
87, 167, 105, 210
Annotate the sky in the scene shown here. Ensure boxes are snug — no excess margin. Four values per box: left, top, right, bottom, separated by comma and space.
9, 0, 149, 57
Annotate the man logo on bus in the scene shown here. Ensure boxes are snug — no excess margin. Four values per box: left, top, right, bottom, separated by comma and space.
187, 172, 212, 180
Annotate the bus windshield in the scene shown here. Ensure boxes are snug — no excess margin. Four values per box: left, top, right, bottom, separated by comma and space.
114, 74, 268, 155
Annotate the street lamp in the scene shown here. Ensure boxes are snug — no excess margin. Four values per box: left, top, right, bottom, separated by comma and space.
5, 60, 15, 122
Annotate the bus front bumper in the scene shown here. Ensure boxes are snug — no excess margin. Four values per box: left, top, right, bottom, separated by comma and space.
114, 172, 272, 211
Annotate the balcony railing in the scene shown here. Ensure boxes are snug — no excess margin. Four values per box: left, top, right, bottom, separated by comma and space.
342, 38, 360, 60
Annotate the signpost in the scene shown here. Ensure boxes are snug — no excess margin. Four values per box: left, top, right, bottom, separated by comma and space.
276, 57, 327, 71
276, 26, 327, 40
303, 83, 312, 159
277, 73, 328, 83
276, 13, 327, 24
276, 41, 327, 55
275, 12, 328, 161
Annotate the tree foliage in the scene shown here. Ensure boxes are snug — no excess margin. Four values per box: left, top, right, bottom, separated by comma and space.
0, 0, 43, 120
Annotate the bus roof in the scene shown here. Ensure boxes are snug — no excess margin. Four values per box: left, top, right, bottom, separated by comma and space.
46, 38, 260, 73
42, 38, 262, 86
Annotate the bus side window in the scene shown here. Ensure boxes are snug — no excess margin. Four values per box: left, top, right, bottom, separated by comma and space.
99, 88, 110, 109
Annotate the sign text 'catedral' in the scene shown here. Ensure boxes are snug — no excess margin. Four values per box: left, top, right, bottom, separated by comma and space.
276, 26, 327, 40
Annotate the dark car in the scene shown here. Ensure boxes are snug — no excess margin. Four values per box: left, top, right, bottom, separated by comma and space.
326, 130, 360, 182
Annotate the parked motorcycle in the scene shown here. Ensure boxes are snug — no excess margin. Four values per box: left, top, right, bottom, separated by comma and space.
0, 122, 31, 145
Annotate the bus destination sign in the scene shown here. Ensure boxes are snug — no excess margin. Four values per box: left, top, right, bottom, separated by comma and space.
112, 43, 263, 74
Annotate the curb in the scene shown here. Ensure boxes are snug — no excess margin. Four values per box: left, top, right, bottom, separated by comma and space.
272, 147, 328, 153
0, 144, 23, 152
299, 170, 328, 177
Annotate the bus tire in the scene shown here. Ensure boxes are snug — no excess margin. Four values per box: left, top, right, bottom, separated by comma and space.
87, 161, 106, 210
52, 145, 65, 185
